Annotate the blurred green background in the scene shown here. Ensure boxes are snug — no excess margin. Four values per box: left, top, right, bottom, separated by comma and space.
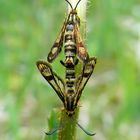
0, 0, 140, 140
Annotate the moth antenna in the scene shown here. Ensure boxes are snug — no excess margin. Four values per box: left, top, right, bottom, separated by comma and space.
45, 117, 69, 135
74, 0, 82, 10
65, 0, 73, 10
45, 127, 59, 135
71, 116, 96, 136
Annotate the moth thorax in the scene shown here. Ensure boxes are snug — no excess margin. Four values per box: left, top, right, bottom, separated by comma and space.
69, 13, 77, 24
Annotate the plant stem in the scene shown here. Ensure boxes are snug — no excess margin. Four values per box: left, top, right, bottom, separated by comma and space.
58, 108, 79, 140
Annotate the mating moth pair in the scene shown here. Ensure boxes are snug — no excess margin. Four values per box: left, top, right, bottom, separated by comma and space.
36, 0, 96, 136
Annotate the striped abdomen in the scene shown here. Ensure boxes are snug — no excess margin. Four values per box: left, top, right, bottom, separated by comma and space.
63, 23, 77, 114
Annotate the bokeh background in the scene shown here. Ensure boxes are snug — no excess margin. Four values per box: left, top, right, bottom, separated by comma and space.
0, 0, 140, 140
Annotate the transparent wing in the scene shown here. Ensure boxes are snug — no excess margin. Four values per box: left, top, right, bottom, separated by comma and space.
75, 57, 97, 103
36, 61, 65, 102
74, 23, 89, 63
47, 18, 67, 63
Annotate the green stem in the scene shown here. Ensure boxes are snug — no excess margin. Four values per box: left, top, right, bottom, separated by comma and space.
58, 108, 79, 140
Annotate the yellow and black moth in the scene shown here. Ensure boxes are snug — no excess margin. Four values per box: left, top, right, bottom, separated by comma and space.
47, 0, 89, 64
36, 0, 97, 136
36, 57, 96, 136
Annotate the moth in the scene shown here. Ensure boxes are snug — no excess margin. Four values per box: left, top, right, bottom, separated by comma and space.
47, 0, 89, 64
36, 57, 96, 136
36, 0, 97, 136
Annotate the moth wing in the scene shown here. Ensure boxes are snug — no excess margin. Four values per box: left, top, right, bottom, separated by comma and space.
36, 61, 65, 102
74, 24, 89, 63
47, 18, 67, 63
75, 57, 96, 103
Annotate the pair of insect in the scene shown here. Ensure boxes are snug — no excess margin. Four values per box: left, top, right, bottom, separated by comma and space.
36, 0, 97, 136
